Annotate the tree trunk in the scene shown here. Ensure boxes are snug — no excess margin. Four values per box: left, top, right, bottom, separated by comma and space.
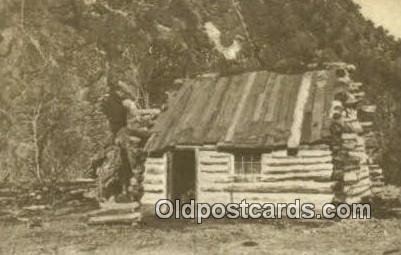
32, 101, 43, 183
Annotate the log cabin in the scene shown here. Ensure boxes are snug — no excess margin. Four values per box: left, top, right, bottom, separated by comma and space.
142, 63, 384, 208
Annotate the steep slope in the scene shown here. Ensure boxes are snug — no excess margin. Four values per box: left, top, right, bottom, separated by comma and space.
1, 0, 401, 184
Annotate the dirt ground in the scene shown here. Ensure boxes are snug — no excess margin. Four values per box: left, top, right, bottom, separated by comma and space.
1, 206, 401, 255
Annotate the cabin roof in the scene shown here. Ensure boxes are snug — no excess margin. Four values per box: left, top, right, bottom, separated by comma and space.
145, 70, 338, 152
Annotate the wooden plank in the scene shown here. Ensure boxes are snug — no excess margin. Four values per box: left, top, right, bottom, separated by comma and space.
199, 164, 230, 172
199, 151, 232, 158
344, 171, 358, 183
151, 81, 195, 150
198, 173, 232, 184
321, 71, 336, 137
344, 182, 371, 194
231, 192, 334, 205
144, 165, 165, 175
177, 79, 216, 144
143, 184, 164, 193
310, 71, 328, 142
300, 72, 316, 144
197, 191, 231, 203
299, 144, 331, 150
276, 75, 293, 129
262, 163, 333, 173
199, 174, 264, 184
199, 160, 230, 166
271, 150, 332, 158
253, 74, 278, 137
288, 72, 314, 148
141, 192, 167, 205
198, 159, 231, 166
143, 175, 164, 185
168, 80, 205, 145
146, 157, 167, 164
209, 74, 248, 142
199, 171, 333, 184
145, 161, 166, 167
224, 72, 258, 142
265, 75, 284, 121
197, 77, 229, 123
285, 75, 303, 128
202, 77, 232, 143
264, 155, 332, 165
253, 73, 275, 121
260, 170, 332, 182
231, 71, 270, 144
200, 181, 335, 194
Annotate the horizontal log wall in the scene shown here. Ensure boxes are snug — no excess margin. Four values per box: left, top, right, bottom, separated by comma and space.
197, 150, 233, 203
142, 155, 167, 205
197, 147, 336, 207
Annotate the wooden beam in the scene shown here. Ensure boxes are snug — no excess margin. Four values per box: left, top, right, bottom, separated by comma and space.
232, 192, 334, 206
200, 181, 335, 194
199, 164, 230, 173
143, 184, 164, 193
263, 155, 333, 165
262, 163, 333, 173
271, 149, 332, 158
143, 175, 164, 185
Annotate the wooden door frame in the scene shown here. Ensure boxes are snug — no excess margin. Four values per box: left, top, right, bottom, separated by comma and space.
166, 148, 199, 201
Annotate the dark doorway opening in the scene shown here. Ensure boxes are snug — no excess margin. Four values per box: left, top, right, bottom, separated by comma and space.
169, 150, 196, 202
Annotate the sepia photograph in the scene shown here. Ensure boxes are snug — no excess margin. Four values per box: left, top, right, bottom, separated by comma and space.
1, 0, 401, 254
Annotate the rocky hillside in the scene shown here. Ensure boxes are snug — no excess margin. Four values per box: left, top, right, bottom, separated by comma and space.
1, 0, 401, 184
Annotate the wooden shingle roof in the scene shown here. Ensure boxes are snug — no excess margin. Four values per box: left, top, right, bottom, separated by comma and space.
145, 70, 337, 152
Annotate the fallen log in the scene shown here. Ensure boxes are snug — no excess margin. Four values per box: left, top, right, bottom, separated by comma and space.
86, 207, 139, 217
88, 213, 141, 225
99, 202, 140, 211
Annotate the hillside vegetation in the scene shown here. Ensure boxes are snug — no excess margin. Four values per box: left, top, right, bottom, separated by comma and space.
1, 0, 401, 184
